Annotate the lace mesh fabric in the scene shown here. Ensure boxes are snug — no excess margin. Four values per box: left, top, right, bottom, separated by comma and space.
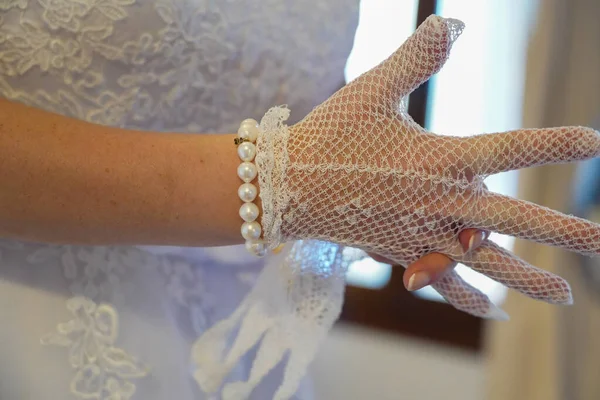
260, 14, 600, 314
254, 15, 581, 320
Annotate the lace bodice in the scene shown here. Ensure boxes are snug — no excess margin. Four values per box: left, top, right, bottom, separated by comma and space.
0, 0, 357, 132
0, 1, 359, 399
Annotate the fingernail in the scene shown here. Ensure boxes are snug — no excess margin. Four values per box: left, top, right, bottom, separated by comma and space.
407, 271, 431, 291
467, 231, 486, 253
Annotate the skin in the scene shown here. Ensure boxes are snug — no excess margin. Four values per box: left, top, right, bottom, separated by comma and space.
369, 228, 487, 291
0, 98, 483, 291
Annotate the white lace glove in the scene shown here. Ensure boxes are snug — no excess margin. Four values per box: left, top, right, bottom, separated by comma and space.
192, 15, 600, 399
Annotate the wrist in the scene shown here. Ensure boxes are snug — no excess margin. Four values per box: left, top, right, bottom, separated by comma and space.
163, 133, 245, 246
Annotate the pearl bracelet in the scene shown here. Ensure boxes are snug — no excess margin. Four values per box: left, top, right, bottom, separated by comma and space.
236, 118, 267, 257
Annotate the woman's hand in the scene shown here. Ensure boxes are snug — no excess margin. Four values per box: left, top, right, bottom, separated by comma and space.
256, 15, 600, 318
369, 228, 487, 291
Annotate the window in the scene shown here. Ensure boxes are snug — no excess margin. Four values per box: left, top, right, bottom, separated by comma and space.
344, 0, 418, 290
340, 0, 538, 350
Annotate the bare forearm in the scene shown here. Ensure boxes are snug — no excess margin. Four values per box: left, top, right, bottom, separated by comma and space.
0, 98, 244, 246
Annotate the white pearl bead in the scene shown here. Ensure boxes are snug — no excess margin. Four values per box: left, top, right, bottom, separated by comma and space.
245, 240, 267, 257
238, 120, 259, 143
241, 221, 262, 240
238, 183, 258, 202
237, 162, 257, 182
241, 118, 258, 126
237, 142, 256, 162
239, 202, 259, 222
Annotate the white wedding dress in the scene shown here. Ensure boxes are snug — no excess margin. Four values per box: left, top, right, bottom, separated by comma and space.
0, 1, 358, 399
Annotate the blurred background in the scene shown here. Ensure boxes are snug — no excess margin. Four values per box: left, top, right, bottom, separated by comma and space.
309, 0, 600, 399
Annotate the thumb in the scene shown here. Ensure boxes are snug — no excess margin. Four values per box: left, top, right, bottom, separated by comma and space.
366, 15, 464, 111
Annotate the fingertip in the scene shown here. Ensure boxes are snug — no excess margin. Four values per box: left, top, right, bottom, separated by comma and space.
458, 228, 477, 252
424, 15, 465, 44
459, 229, 487, 253
554, 278, 574, 305
441, 17, 465, 42
405, 271, 431, 292
563, 293, 574, 306
403, 253, 456, 291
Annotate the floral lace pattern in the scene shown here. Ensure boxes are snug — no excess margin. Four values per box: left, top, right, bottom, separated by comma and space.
159, 256, 217, 337
0, 0, 358, 398
0, 0, 357, 132
27, 241, 266, 399
41, 297, 149, 400
28, 245, 151, 399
